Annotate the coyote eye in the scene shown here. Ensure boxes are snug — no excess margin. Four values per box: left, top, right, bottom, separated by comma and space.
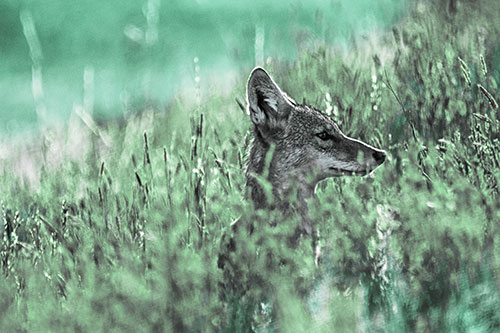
316, 131, 341, 143
316, 131, 330, 141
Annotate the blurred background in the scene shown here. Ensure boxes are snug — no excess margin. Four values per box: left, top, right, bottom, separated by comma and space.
1, 0, 410, 135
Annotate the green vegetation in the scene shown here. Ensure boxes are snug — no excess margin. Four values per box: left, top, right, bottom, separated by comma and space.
0, 0, 407, 133
1, 0, 500, 331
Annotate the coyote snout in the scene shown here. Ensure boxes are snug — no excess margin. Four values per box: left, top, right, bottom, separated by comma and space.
315, 134, 386, 178
245, 67, 386, 218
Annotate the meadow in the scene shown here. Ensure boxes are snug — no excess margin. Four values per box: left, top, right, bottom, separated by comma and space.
1, 0, 500, 331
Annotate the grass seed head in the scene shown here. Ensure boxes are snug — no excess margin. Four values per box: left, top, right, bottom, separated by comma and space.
478, 84, 498, 110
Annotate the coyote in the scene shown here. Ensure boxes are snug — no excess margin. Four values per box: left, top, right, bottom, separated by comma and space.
217, 67, 386, 326
217, 67, 386, 324
245, 67, 386, 236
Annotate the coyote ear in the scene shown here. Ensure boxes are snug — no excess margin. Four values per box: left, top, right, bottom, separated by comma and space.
246, 67, 291, 129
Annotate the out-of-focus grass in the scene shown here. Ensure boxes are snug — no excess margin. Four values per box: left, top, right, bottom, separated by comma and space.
1, 0, 409, 134
1, 0, 500, 331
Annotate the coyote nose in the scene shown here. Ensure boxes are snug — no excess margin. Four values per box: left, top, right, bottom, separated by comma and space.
373, 150, 386, 164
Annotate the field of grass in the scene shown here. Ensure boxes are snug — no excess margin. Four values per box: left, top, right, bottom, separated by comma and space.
1, 0, 500, 331
0, 0, 408, 134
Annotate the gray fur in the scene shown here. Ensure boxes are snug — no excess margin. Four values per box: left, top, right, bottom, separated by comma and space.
245, 67, 386, 236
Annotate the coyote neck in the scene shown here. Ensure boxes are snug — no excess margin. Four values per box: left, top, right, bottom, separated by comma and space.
245, 133, 315, 234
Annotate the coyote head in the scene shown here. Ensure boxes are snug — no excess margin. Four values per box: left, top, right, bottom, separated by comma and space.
245, 67, 386, 207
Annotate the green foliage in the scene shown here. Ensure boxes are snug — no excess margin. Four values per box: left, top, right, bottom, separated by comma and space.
1, 0, 500, 331
0, 0, 409, 134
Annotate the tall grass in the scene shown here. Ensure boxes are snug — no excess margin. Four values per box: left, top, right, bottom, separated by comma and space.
1, 0, 500, 331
